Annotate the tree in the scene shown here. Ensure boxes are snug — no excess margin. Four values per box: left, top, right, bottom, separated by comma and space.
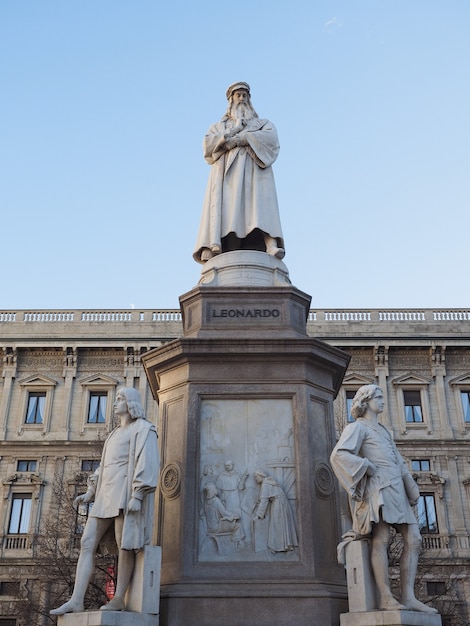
388, 529, 468, 626
14, 460, 116, 626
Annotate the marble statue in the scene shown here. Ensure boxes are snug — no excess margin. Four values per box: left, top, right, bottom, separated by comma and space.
51, 387, 159, 615
193, 81, 285, 263
253, 469, 298, 553
330, 384, 438, 614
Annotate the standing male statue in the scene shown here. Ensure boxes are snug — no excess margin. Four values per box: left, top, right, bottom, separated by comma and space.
193, 82, 285, 263
51, 387, 159, 615
330, 384, 437, 614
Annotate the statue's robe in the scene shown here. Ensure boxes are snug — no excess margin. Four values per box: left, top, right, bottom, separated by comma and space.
216, 471, 242, 515
193, 117, 284, 263
255, 476, 298, 552
330, 419, 419, 536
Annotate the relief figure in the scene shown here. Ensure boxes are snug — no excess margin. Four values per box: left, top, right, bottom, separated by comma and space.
253, 469, 298, 554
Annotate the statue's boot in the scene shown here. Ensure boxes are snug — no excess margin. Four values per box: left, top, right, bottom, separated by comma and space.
264, 235, 285, 259
50, 600, 84, 615
402, 597, 438, 613
100, 596, 125, 611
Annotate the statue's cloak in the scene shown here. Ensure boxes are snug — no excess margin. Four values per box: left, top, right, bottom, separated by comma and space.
193, 118, 284, 263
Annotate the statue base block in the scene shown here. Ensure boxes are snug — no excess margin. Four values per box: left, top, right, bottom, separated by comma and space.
340, 609, 442, 626
58, 611, 158, 626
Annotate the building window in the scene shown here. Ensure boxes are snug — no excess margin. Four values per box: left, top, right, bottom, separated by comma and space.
17, 460, 37, 472
8, 494, 32, 534
0, 620, 17, 626
346, 390, 356, 422
25, 392, 46, 424
417, 493, 438, 534
427, 581, 446, 596
461, 391, 470, 423
87, 392, 107, 424
411, 459, 430, 472
403, 390, 423, 423
81, 459, 100, 472
0, 581, 20, 596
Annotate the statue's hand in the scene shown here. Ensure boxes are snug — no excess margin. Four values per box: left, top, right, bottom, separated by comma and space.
128, 497, 142, 513
366, 461, 377, 477
237, 131, 248, 146
224, 137, 237, 150
74, 491, 93, 507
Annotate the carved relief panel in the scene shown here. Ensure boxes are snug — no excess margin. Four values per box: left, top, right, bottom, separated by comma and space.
198, 398, 298, 562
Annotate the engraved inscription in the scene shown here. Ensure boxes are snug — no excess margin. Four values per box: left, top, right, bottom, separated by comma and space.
211, 308, 281, 319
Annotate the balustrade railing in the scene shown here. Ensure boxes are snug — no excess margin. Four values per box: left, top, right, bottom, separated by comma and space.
422, 534, 449, 550
378, 311, 426, 322
152, 311, 182, 321
4, 534, 29, 550
325, 311, 371, 322
0, 312, 16, 322
433, 310, 470, 321
80, 312, 132, 322
0, 309, 469, 326
23, 312, 74, 322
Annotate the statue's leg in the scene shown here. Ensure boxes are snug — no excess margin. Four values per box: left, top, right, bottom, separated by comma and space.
370, 520, 405, 610
399, 524, 438, 613
100, 514, 135, 611
50, 517, 113, 614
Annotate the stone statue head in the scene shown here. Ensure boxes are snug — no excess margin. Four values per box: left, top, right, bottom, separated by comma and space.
223, 82, 258, 121
254, 469, 267, 483
116, 387, 145, 420
226, 81, 250, 100
350, 384, 382, 420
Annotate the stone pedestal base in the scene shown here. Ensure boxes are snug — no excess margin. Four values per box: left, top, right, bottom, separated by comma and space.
340, 609, 442, 626
58, 611, 158, 626
198, 250, 291, 288
143, 274, 351, 626
57, 547, 161, 626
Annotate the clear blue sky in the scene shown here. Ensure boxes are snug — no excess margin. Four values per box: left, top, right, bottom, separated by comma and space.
1, 1, 469, 311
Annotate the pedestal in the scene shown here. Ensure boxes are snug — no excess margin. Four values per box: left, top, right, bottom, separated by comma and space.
58, 612, 158, 626
142, 252, 351, 626
340, 609, 442, 626
57, 546, 161, 626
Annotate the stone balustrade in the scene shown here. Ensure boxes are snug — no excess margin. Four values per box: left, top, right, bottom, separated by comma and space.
3, 535, 29, 550
0, 308, 468, 344
0, 308, 468, 324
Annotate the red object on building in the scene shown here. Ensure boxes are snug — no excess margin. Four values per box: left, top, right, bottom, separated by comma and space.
105, 566, 116, 600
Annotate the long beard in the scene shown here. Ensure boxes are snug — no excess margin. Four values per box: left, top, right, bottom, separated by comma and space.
232, 102, 254, 123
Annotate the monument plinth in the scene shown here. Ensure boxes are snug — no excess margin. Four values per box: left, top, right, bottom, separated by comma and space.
142, 253, 350, 626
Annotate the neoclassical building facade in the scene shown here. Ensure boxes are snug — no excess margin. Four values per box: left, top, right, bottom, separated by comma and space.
0, 308, 469, 624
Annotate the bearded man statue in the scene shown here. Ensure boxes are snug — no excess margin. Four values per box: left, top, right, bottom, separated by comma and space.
193, 82, 285, 263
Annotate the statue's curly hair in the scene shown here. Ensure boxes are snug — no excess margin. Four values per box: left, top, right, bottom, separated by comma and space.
350, 384, 381, 420
117, 387, 145, 419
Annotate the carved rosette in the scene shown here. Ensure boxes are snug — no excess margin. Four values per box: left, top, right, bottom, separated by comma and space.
314, 462, 335, 499
160, 461, 182, 499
